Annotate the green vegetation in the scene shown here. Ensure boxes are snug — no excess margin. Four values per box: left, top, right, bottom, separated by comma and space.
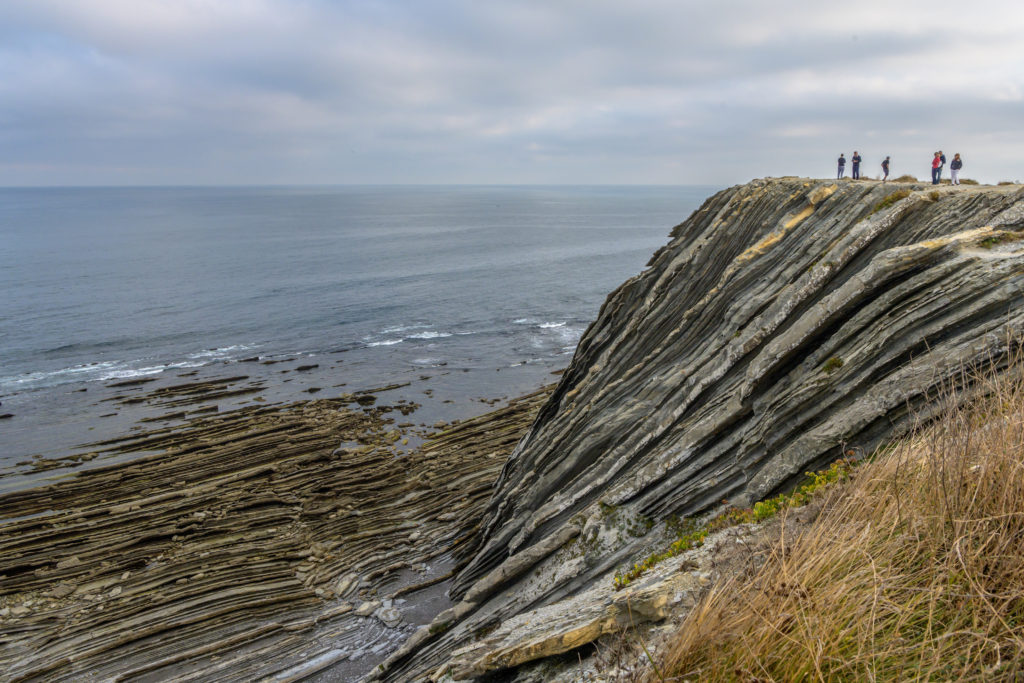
960, 178, 980, 185
998, 180, 1017, 186
928, 190, 940, 201
653, 354, 1024, 682
871, 189, 911, 214
891, 174, 917, 183
613, 459, 854, 589
979, 232, 1022, 249
823, 356, 844, 374
428, 620, 452, 635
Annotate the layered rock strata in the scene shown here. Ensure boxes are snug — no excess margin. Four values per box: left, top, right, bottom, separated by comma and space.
378, 178, 1024, 680
0, 388, 550, 681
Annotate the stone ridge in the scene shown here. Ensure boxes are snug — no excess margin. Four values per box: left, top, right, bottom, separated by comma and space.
378, 178, 1024, 680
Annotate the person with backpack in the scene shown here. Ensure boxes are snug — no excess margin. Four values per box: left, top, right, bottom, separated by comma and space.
837, 153, 846, 179
938, 150, 947, 181
950, 153, 963, 185
851, 151, 862, 179
881, 156, 890, 181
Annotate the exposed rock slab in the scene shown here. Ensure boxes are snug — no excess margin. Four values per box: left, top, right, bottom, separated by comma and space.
0, 388, 551, 681
378, 179, 1024, 680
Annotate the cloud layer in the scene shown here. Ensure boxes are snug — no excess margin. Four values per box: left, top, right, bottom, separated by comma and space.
2, 0, 1022, 185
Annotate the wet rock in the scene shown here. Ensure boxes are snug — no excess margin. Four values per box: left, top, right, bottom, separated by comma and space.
0, 389, 549, 681
355, 600, 381, 617
377, 606, 403, 628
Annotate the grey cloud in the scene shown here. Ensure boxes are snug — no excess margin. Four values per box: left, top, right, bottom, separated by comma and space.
0, 0, 1021, 185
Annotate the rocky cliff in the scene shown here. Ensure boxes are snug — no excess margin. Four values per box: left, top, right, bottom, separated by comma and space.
378, 177, 1024, 680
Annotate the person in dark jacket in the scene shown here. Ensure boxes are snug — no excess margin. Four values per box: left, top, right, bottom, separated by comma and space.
950, 153, 963, 185
837, 153, 846, 179
881, 156, 890, 181
851, 151, 862, 179
931, 152, 942, 184
938, 150, 947, 181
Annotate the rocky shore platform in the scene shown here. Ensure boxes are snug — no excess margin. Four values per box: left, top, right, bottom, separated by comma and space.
0, 375, 552, 681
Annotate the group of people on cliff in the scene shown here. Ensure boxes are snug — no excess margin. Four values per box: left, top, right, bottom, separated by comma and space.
836, 151, 963, 184
931, 151, 964, 185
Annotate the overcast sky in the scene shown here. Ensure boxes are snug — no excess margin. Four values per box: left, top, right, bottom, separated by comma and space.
2, 0, 1022, 186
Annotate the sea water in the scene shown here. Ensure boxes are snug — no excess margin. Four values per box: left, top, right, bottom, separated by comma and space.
0, 185, 717, 466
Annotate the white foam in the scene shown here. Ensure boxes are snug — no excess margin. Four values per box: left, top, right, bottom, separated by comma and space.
367, 339, 403, 347
186, 343, 258, 360
98, 366, 168, 381
1, 342, 267, 392
407, 331, 452, 340
381, 323, 429, 334
1, 360, 121, 388
538, 321, 566, 329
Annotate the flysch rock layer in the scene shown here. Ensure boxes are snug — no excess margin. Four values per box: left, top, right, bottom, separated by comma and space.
377, 178, 1024, 681
0, 388, 550, 682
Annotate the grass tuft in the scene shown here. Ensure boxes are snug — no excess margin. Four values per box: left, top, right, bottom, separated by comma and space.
613, 460, 853, 589
979, 232, 1023, 249
823, 356, 844, 374
871, 189, 912, 214
652, 349, 1024, 682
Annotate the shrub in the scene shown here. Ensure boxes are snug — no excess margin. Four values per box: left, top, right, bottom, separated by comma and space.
892, 174, 917, 182
960, 178, 980, 185
998, 180, 1018, 186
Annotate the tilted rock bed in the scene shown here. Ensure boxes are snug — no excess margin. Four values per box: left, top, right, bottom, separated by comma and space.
0, 388, 551, 681
377, 179, 1024, 680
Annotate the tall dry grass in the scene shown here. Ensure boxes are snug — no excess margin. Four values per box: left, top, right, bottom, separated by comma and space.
655, 358, 1024, 682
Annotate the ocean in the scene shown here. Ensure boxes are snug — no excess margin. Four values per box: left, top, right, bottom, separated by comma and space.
0, 185, 717, 472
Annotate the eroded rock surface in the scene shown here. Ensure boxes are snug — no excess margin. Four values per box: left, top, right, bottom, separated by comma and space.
0, 389, 550, 681
378, 178, 1024, 680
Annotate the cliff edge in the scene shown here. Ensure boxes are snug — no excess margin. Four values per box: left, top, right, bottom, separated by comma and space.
379, 177, 1024, 680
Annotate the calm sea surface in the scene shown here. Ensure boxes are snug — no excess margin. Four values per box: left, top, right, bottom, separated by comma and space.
0, 185, 717, 465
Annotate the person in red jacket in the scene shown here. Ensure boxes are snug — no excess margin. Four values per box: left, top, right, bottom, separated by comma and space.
931, 152, 941, 184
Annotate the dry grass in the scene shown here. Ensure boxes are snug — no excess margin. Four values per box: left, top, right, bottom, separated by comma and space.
654, 356, 1024, 682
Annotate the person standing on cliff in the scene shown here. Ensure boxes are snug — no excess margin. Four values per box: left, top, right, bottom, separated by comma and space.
851, 151, 862, 179
837, 153, 846, 179
932, 152, 942, 184
938, 150, 947, 182
882, 156, 890, 181
950, 153, 963, 185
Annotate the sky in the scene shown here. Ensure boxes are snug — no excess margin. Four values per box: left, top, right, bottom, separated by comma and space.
1, 0, 1022, 186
